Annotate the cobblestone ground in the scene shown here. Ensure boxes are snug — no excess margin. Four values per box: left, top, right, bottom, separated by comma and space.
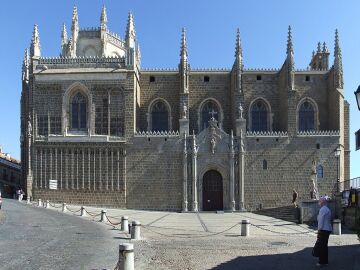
2, 200, 360, 270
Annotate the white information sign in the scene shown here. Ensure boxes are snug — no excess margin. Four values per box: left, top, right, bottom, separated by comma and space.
49, 180, 58, 190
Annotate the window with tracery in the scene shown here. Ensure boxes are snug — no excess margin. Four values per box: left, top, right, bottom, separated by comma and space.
299, 101, 315, 131
151, 101, 169, 132
201, 100, 219, 130
71, 93, 87, 130
95, 98, 109, 135
251, 100, 268, 131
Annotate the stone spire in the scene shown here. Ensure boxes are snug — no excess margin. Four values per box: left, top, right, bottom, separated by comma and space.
317, 42, 321, 53
334, 29, 343, 89
180, 27, 188, 61
179, 27, 189, 94
100, 5, 108, 30
125, 11, 136, 49
235, 28, 242, 65
70, 6, 79, 57
30, 24, 41, 57
286, 25, 295, 91
287, 25, 294, 56
234, 28, 243, 92
61, 23, 68, 56
22, 48, 30, 82
322, 42, 328, 53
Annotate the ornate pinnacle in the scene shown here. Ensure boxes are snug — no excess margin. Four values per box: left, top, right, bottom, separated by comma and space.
334, 29, 343, 88
72, 6, 78, 22
32, 24, 40, 44
334, 29, 341, 57
180, 27, 188, 58
61, 23, 67, 46
286, 25, 293, 55
235, 28, 242, 58
100, 5, 107, 29
322, 42, 328, 53
125, 11, 136, 42
317, 42, 321, 53
30, 24, 41, 57
22, 48, 30, 81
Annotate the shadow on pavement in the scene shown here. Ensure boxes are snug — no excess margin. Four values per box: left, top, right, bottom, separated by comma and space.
209, 245, 360, 270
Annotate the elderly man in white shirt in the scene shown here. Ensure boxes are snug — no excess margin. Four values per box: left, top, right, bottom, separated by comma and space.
313, 196, 332, 267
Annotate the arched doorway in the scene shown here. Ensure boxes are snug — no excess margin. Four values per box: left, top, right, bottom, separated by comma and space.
202, 170, 223, 211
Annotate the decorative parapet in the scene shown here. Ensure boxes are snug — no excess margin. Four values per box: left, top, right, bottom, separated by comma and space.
134, 130, 180, 137
246, 131, 288, 137
141, 68, 178, 72
244, 68, 280, 72
190, 68, 230, 72
37, 134, 126, 142
37, 56, 125, 69
106, 32, 125, 47
297, 130, 339, 136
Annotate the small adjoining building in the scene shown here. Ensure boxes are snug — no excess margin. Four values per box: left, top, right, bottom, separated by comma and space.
20, 6, 350, 211
0, 147, 22, 197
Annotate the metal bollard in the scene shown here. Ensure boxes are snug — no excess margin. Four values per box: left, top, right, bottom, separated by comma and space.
131, 221, 141, 240
27, 197, 31, 204
241, 219, 250, 236
118, 243, 134, 270
44, 200, 49, 208
100, 210, 107, 223
121, 216, 129, 233
38, 199, 42, 207
62, 203, 67, 212
80, 206, 86, 217
333, 219, 342, 235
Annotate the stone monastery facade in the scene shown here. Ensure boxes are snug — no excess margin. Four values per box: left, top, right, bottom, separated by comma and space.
21, 6, 350, 211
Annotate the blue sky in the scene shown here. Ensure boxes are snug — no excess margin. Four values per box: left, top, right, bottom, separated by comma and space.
0, 0, 359, 178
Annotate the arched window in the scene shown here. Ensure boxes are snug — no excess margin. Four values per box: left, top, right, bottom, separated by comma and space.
71, 93, 87, 130
201, 100, 219, 130
251, 100, 268, 131
317, 165, 324, 178
151, 101, 169, 132
299, 101, 315, 131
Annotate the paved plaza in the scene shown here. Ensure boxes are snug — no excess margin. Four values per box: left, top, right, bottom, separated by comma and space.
1, 199, 360, 269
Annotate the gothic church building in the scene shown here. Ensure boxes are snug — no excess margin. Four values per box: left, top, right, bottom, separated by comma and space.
21, 7, 350, 211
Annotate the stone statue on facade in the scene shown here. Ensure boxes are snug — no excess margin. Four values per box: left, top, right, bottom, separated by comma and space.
310, 159, 319, 200
238, 104, 244, 119
27, 116, 32, 137
182, 102, 187, 119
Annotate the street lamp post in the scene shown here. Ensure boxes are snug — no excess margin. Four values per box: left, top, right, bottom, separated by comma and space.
355, 86, 360, 150
334, 146, 341, 192
355, 85, 360, 111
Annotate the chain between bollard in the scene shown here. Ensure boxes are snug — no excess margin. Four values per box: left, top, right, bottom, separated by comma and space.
106, 215, 122, 226
48, 202, 63, 209
140, 223, 240, 239
66, 207, 82, 214
251, 223, 316, 235
84, 209, 102, 217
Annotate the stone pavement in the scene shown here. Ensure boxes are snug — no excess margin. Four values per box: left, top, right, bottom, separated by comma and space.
22, 201, 360, 269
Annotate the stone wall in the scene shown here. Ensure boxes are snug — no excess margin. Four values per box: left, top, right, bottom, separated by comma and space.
33, 189, 126, 207
244, 135, 340, 210
126, 136, 183, 210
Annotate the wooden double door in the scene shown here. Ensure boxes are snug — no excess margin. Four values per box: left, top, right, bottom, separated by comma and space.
202, 170, 223, 211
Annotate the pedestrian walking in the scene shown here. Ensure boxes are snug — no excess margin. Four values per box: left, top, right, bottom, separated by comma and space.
312, 196, 332, 267
292, 189, 298, 207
